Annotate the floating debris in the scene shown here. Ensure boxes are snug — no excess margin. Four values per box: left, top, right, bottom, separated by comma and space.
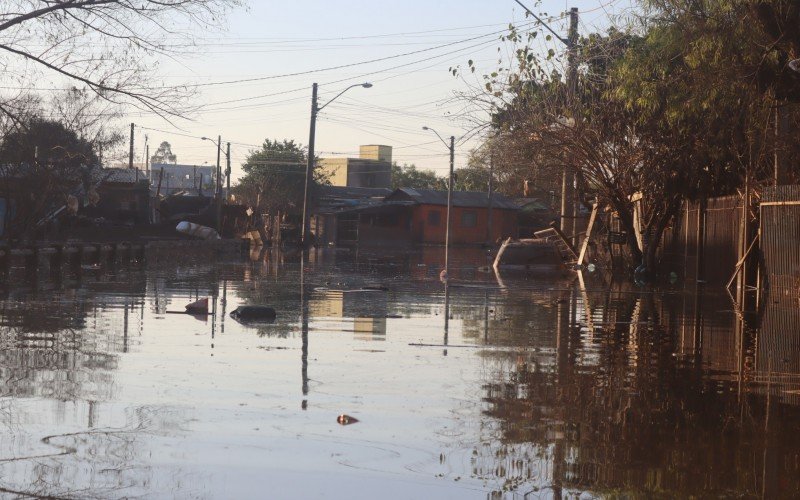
230, 305, 277, 323
337, 414, 359, 425
185, 298, 209, 315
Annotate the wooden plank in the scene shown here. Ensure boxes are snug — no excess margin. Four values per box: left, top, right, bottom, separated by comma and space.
492, 237, 513, 271
577, 203, 598, 266
760, 201, 800, 206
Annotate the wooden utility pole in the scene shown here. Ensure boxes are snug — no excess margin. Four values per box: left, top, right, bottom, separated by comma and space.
128, 123, 134, 170
301, 82, 318, 247
226, 142, 231, 194
563, 7, 579, 247
486, 150, 494, 245
774, 102, 790, 185
216, 134, 222, 233
514, 2, 580, 246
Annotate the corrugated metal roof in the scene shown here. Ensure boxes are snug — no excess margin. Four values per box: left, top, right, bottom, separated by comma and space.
92, 167, 148, 184
388, 188, 519, 210
318, 185, 392, 199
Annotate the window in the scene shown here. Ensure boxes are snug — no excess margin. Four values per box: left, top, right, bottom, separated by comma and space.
427, 210, 441, 226
461, 211, 477, 228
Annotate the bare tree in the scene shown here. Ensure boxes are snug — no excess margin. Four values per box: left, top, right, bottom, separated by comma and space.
0, 0, 242, 123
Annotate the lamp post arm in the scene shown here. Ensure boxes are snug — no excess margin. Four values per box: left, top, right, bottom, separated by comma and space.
317, 83, 365, 112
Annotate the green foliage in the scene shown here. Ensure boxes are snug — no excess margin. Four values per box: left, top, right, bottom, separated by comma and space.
233, 139, 326, 217
453, 164, 491, 192
391, 163, 446, 190
150, 141, 177, 164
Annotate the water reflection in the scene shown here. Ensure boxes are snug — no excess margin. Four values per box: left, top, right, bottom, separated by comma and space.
0, 248, 796, 498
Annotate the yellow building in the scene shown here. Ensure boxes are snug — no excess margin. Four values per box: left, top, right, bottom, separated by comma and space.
319, 145, 392, 188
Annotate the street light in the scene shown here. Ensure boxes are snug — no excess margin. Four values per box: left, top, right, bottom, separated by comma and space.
202, 135, 231, 234
422, 126, 455, 281
301, 82, 372, 247
201, 136, 231, 195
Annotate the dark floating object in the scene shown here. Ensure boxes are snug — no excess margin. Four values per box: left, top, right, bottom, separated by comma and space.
185, 298, 209, 315
361, 284, 389, 291
337, 414, 359, 425
230, 305, 277, 323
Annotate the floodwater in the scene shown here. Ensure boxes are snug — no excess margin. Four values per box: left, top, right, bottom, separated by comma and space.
0, 247, 798, 499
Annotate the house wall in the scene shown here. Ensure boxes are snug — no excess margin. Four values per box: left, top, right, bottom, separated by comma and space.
354, 210, 413, 247
319, 158, 391, 188
319, 159, 349, 186
411, 204, 518, 244
93, 184, 151, 224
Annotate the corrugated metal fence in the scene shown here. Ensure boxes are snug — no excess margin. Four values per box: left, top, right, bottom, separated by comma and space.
761, 185, 800, 294
662, 195, 744, 284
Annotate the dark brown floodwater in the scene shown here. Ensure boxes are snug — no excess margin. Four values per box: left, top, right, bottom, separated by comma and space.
0, 247, 797, 499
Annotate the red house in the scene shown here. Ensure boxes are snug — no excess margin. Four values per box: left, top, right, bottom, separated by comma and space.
312, 187, 520, 247
385, 188, 518, 245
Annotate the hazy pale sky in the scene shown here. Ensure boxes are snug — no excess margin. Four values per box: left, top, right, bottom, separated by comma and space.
122, 0, 631, 180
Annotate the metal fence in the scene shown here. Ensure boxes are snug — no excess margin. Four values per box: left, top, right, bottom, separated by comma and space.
662, 195, 744, 285
761, 185, 800, 294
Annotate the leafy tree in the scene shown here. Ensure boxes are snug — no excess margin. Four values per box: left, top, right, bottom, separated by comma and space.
452, 164, 491, 192
391, 163, 446, 190
151, 141, 178, 165
233, 139, 326, 218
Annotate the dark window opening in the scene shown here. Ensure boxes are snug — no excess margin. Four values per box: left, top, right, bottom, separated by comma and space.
427, 210, 441, 226
461, 211, 477, 228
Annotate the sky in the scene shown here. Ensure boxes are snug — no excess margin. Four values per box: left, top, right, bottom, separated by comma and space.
115, 0, 633, 181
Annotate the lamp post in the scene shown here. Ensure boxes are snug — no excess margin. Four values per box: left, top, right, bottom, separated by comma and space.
301, 82, 373, 247
422, 126, 455, 281
202, 136, 230, 234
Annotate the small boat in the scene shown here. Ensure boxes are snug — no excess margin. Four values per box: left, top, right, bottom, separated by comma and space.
493, 226, 577, 270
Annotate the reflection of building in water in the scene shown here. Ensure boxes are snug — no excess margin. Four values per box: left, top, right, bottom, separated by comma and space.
309, 289, 387, 339
353, 317, 386, 341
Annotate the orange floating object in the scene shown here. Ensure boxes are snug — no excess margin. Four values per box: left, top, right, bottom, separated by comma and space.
185, 298, 209, 315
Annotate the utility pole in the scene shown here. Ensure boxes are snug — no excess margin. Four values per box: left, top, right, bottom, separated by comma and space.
486, 149, 495, 245
513, 2, 580, 245
128, 123, 134, 170
774, 102, 789, 185
216, 134, 222, 196
216, 134, 222, 233
564, 7, 579, 247
145, 144, 150, 175
226, 142, 231, 194
301, 82, 318, 247
301, 82, 372, 247
445, 135, 455, 279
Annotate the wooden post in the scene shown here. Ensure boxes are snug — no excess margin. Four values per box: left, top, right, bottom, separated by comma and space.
577, 202, 598, 266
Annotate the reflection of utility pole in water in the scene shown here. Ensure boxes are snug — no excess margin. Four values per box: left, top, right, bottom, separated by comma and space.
221, 279, 227, 336
300, 253, 309, 408
443, 284, 450, 357
552, 283, 574, 500
211, 280, 219, 354
483, 289, 489, 344
123, 301, 129, 353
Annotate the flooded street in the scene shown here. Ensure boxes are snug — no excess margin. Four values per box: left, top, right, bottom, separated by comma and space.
0, 249, 798, 499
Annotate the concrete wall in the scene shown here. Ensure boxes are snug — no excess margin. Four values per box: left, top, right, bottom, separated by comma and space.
318, 158, 349, 186
359, 145, 392, 163
318, 158, 391, 188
